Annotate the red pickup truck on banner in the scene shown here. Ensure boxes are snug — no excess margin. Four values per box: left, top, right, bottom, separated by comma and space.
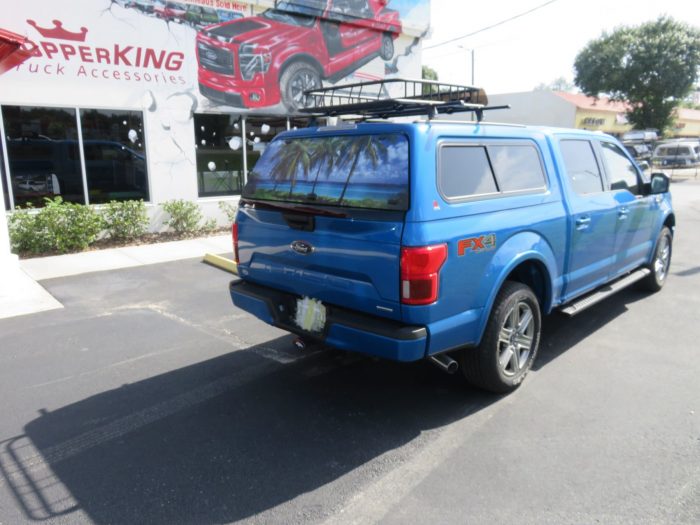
196, 0, 401, 111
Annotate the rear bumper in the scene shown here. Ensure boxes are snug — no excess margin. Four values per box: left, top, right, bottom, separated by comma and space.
230, 280, 427, 362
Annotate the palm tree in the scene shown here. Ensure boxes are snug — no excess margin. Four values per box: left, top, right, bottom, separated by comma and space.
308, 137, 341, 198
337, 135, 388, 204
268, 140, 311, 195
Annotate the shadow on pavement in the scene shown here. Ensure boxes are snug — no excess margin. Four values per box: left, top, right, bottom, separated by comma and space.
1, 287, 653, 524
2, 337, 491, 524
535, 287, 649, 369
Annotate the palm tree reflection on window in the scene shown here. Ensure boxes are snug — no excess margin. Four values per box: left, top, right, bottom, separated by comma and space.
246, 134, 407, 210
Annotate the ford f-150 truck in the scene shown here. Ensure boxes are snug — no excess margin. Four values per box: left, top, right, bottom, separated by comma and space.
196, 0, 400, 111
229, 80, 675, 393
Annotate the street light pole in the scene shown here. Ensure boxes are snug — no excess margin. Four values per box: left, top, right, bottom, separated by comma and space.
458, 44, 475, 86
471, 48, 475, 85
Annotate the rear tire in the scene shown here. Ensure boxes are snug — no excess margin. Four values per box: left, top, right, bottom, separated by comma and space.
640, 226, 672, 292
459, 281, 541, 394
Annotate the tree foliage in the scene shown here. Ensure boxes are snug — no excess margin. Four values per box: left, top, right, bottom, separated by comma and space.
574, 17, 700, 132
534, 76, 575, 92
421, 65, 438, 82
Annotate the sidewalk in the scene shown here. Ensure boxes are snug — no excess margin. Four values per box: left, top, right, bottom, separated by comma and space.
0, 234, 231, 320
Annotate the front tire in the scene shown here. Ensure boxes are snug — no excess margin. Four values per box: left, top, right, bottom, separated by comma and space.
279, 61, 322, 112
459, 281, 541, 394
640, 226, 672, 292
380, 33, 394, 61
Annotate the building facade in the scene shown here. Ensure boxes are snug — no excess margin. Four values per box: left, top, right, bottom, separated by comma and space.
486, 91, 700, 139
0, 0, 429, 249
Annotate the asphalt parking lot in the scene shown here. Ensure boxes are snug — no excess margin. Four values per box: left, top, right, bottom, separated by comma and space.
1, 182, 699, 525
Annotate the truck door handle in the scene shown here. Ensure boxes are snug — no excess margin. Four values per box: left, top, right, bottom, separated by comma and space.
575, 216, 591, 230
618, 207, 629, 220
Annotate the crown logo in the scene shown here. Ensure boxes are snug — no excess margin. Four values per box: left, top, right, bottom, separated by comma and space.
27, 20, 88, 42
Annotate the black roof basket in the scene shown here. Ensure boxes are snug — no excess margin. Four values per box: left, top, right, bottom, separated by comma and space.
301, 78, 509, 121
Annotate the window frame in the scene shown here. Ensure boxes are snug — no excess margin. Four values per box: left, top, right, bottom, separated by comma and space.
559, 138, 607, 197
0, 103, 152, 210
78, 107, 151, 205
192, 114, 300, 201
596, 140, 643, 196
436, 139, 548, 204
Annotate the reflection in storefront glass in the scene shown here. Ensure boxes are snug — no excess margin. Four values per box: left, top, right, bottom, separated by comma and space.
194, 113, 244, 197
2, 105, 83, 207
79, 109, 150, 204
245, 117, 289, 175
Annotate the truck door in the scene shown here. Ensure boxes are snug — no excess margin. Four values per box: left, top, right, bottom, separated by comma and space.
598, 141, 655, 276
558, 138, 619, 301
331, 0, 374, 48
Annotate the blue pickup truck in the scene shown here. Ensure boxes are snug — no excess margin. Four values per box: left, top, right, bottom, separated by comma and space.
230, 80, 674, 393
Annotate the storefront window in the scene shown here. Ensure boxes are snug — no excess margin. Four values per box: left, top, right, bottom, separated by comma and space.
245, 117, 289, 174
79, 109, 149, 204
194, 113, 244, 197
3, 106, 83, 207
288, 117, 311, 131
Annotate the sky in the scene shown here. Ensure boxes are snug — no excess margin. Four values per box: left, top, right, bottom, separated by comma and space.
421, 0, 700, 95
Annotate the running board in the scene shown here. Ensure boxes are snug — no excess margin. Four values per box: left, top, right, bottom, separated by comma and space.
560, 268, 651, 316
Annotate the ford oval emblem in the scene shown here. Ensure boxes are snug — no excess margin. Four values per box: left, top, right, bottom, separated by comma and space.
291, 240, 314, 255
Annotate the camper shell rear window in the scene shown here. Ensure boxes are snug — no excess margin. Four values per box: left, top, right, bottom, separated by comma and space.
243, 133, 409, 211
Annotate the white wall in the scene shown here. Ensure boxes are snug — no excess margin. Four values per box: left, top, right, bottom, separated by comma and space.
0, 0, 424, 238
485, 91, 577, 128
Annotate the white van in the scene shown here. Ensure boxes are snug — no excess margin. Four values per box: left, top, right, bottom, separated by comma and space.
652, 140, 700, 168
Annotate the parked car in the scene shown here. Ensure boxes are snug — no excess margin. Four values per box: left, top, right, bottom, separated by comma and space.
623, 142, 652, 163
185, 5, 244, 30
131, 0, 155, 14
652, 140, 700, 168
153, 1, 188, 23
196, 0, 401, 111
229, 80, 675, 394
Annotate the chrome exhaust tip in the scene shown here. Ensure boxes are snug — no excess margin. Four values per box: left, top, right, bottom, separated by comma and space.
429, 354, 458, 374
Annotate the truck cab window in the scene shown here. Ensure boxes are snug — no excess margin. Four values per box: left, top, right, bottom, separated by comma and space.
560, 140, 604, 195
600, 141, 640, 194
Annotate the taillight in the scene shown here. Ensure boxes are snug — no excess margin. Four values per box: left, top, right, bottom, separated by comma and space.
232, 223, 240, 264
400, 244, 447, 305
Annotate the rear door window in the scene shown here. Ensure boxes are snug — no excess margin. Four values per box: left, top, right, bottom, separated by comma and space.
560, 140, 604, 195
243, 133, 409, 211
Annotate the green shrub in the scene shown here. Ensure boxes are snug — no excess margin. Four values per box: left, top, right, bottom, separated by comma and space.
7, 207, 52, 254
218, 201, 239, 223
102, 200, 149, 240
162, 199, 203, 233
8, 197, 103, 255
202, 217, 218, 233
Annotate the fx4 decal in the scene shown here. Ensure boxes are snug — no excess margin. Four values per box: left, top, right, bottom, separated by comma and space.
458, 234, 497, 255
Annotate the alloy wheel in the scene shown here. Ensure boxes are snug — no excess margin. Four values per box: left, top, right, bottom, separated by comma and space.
497, 301, 535, 377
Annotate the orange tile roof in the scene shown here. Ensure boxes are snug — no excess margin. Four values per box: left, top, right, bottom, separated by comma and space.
553, 91, 631, 112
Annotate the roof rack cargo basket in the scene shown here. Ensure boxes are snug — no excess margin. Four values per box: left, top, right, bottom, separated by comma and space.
301, 78, 509, 121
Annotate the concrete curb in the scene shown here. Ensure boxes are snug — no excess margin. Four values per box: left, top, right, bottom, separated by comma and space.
20, 234, 232, 281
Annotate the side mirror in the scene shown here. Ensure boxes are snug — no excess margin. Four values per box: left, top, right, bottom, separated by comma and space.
650, 172, 670, 194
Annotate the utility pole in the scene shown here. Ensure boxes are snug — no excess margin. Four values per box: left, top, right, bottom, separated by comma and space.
458, 45, 475, 86
471, 48, 475, 85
